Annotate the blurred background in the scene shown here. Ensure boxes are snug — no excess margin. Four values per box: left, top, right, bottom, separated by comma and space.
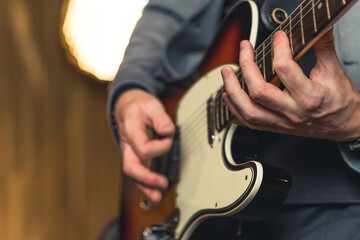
0, 0, 146, 239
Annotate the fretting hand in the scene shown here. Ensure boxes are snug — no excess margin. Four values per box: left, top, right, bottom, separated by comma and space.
222, 30, 360, 141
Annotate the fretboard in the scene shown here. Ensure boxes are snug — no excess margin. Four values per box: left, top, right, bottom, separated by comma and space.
214, 0, 357, 132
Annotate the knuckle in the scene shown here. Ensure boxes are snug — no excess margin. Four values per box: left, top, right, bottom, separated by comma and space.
147, 175, 159, 186
122, 162, 132, 176
137, 147, 150, 160
273, 58, 290, 74
151, 192, 161, 204
225, 88, 238, 99
301, 97, 323, 112
249, 86, 265, 101
289, 115, 305, 125
239, 58, 253, 70
243, 110, 259, 123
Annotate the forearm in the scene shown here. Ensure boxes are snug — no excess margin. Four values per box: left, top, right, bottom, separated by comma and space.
107, 0, 190, 145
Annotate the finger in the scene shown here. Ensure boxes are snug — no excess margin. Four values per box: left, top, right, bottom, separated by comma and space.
149, 103, 175, 137
124, 117, 173, 160
222, 91, 247, 125
223, 91, 296, 134
239, 40, 296, 114
272, 31, 309, 95
222, 67, 288, 127
122, 143, 169, 190
136, 183, 162, 207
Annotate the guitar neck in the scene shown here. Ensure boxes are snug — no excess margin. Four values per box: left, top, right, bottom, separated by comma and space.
214, 0, 358, 132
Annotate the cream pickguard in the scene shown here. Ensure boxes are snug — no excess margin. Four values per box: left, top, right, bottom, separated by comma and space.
175, 64, 264, 239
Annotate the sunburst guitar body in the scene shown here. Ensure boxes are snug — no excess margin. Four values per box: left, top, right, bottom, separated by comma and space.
118, 0, 357, 238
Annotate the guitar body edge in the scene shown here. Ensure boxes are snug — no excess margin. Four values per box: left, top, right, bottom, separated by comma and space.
174, 1, 260, 238
175, 63, 291, 239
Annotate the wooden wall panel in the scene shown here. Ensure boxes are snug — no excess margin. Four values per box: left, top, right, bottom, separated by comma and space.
0, 0, 122, 239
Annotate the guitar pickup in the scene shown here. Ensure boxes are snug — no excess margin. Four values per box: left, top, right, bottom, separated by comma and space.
207, 97, 215, 148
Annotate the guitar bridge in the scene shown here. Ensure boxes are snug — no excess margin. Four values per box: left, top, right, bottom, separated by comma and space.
142, 210, 179, 240
142, 225, 173, 240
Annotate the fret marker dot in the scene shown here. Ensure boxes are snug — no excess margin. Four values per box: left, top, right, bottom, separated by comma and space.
318, 2, 323, 9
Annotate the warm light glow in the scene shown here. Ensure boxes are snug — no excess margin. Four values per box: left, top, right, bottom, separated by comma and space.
62, 0, 148, 81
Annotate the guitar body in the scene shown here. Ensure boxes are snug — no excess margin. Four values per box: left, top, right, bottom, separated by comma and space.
119, 1, 291, 239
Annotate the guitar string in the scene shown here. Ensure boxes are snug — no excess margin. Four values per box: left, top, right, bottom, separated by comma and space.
175, 94, 212, 127
178, 94, 234, 152
180, 118, 208, 149
176, 0, 332, 151
181, 125, 208, 154
182, 131, 210, 157
177, 88, 225, 130
180, 102, 234, 153
179, 92, 228, 137
178, 105, 207, 132
254, 0, 323, 67
182, 2, 348, 168
223, 0, 322, 97
180, 122, 207, 149
180, 112, 208, 138
179, 0, 322, 129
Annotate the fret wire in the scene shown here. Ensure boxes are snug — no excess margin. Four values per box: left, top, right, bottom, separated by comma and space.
312, 0, 318, 32
303, 0, 316, 45
300, 2, 305, 45
256, 47, 263, 73
289, 14, 294, 55
271, 34, 275, 74
326, 0, 331, 20
254, 48, 258, 67
263, 37, 274, 83
254, 0, 316, 64
253, 0, 344, 67
325, 0, 331, 19
262, 43, 266, 80
242, 0, 351, 85
220, 0, 351, 131
223, 0, 352, 130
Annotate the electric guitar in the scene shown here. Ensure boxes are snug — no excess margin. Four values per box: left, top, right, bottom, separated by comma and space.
119, 0, 358, 239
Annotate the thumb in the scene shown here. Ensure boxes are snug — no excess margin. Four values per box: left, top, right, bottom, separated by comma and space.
149, 103, 175, 137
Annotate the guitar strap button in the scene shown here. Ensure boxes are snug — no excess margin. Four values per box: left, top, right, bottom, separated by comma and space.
271, 8, 288, 25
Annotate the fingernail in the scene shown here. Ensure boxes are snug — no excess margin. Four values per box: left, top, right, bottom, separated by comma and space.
240, 41, 247, 51
221, 68, 231, 79
274, 31, 285, 39
152, 191, 162, 205
160, 123, 173, 132
158, 178, 168, 188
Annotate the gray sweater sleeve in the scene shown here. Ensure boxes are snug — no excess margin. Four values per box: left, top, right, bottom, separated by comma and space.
106, 0, 223, 149
334, 2, 360, 173
107, 0, 189, 148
